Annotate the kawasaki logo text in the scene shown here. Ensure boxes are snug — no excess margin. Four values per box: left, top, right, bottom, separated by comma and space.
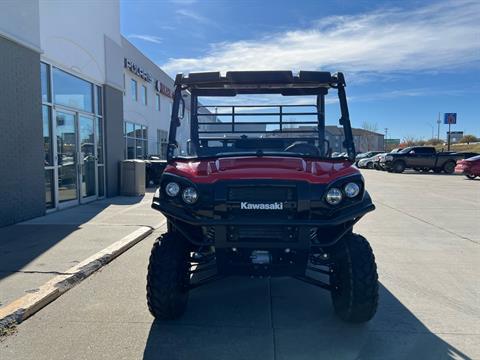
240, 202, 283, 210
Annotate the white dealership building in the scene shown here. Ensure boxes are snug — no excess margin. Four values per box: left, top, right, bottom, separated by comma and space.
0, 0, 188, 226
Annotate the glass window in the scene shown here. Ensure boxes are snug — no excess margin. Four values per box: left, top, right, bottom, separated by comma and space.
42, 106, 53, 166
124, 121, 148, 159
53, 67, 93, 112
45, 169, 54, 209
126, 122, 135, 137
127, 138, 135, 159
97, 118, 104, 164
143, 140, 148, 158
135, 123, 143, 138
141, 85, 147, 105
157, 129, 168, 159
96, 85, 103, 115
131, 79, 137, 101
155, 94, 160, 111
41, 62, 50, 103
136, 139, 144, 159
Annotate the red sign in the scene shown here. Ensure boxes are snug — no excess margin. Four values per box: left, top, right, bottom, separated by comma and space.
155, 80, 173, 99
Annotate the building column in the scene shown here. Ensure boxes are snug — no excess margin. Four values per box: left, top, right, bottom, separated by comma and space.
0, 36, 44, 227
103, 85, 124, 197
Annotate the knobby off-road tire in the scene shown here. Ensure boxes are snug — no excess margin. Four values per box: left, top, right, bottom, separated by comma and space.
330, 233, 379, 323
146, 232, 190, 320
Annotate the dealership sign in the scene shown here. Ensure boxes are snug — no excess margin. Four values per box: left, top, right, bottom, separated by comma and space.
155, 80, 173, 99
124, 58, 152, 83
444, 113, 457, 124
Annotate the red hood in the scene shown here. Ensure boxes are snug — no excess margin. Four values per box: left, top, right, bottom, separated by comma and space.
164, 156, 358, 184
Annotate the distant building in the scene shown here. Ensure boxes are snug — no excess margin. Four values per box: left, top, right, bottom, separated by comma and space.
325, 126, 385, 153
447, 131, 463, 144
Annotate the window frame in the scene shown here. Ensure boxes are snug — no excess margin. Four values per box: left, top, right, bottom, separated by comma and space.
131, 78, 138, 101
124, 120, 148, 159
141, 85, 148, 106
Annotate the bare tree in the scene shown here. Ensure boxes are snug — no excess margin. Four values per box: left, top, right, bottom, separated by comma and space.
361, 121, 379, 151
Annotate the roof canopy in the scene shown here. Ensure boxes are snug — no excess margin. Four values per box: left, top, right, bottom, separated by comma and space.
175, 71, 341, 96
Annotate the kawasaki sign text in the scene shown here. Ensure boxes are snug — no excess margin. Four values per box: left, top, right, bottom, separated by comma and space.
240, 202, 283, 210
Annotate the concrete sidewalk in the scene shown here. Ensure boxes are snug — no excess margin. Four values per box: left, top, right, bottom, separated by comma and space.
0, 190, 164, 308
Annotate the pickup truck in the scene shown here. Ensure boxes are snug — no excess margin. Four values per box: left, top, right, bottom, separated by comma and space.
380, 146, 464, 173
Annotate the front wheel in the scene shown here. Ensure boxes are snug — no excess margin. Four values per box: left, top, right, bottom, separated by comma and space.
466, 174, 477, 179
330, 233, 379, 323
443, 161, 456, 174
392, 161, 405, 173
146, 232, 190, 320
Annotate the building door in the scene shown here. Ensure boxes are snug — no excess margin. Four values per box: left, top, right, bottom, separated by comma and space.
55, 110, 98, 208
78, 115, 97, 203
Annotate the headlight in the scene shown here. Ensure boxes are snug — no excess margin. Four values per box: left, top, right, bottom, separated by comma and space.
344, 182, 360, 198
165, 182, 180, 197
325, 187, 342, 205
182, 187, 198, 204
385, 155, 393, 161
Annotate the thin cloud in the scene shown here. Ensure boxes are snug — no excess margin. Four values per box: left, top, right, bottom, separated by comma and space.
128, 34, 162, 44
176, 9, 211, 25
163, 1, 480, 76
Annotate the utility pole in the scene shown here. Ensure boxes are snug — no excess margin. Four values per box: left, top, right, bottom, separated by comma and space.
436, 112, 441, 140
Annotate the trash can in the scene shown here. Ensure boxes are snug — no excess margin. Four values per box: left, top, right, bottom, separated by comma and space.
120, 160, 145, 196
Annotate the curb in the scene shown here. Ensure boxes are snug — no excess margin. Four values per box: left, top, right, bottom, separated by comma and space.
0, 226, 153, 330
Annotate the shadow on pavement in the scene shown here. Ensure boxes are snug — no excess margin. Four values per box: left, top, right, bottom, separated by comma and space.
142, 280, 471, 360
0, 194, 146, 282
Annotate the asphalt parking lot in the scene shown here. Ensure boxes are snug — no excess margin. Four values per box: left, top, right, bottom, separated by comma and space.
1, 171, 479, 359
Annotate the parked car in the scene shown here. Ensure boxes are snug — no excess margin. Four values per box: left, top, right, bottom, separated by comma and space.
454, 152, 479, 159
355, 151, 383, 165
380, 146, 464, 173
455, 155, 480, 179
358, 153, 385, 169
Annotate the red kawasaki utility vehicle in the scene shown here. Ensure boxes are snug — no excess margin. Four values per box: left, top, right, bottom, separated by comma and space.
148, 71, 378, 323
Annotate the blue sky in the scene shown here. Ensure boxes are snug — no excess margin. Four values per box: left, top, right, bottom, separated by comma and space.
121, 0, 480, 140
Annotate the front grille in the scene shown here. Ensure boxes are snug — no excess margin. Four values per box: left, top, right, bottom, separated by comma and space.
228, 186, 295, 202
228, 225, 297, 242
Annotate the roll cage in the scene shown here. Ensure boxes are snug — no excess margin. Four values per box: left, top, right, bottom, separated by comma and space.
167, 71, 356, 161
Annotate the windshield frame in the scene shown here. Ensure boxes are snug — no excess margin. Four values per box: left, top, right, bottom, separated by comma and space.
167, 71, 356, 163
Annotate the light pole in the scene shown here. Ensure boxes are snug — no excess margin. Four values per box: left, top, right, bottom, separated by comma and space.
426, 122, 434, 140
384, 128, 388, 151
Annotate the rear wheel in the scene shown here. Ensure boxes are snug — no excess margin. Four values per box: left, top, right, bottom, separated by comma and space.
366, 162, 374, 169
146, 232, 190, 320
443, 161, 456, 174
330, 233, 379, 323
392, 161, 405, 173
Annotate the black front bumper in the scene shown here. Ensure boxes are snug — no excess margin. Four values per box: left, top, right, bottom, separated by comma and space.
152, 199, 374, 227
